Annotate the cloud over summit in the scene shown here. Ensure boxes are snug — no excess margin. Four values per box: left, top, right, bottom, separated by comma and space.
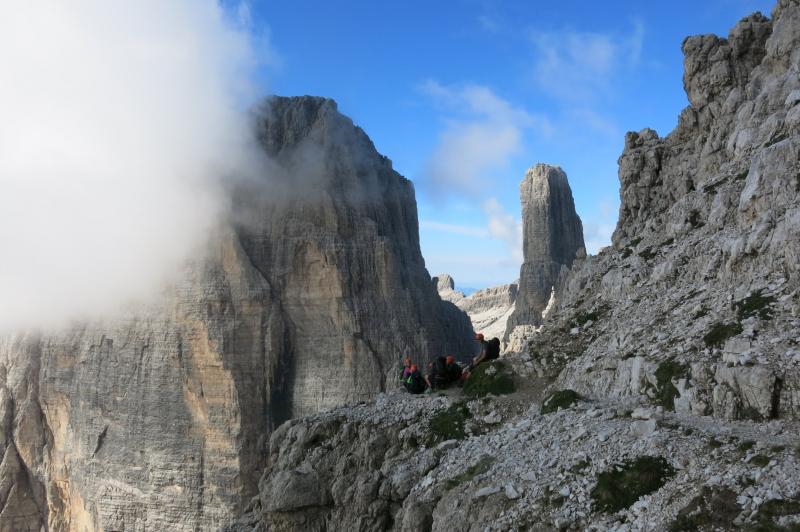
0, 1, 267, 331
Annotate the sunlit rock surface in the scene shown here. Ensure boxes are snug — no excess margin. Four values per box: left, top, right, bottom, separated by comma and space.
0, 96, 474, 531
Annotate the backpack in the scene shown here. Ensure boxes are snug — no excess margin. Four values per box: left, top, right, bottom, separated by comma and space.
486, 337, 501, 360
406, 372, 427, 394
430, 356, 449, 388
433, 356, 447, 376
446, 362, 462, 383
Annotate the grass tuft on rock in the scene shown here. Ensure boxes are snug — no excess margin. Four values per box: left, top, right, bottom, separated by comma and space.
463, 361, 515, 398
541, 389, 581, 414
429, 402, 471, 442
444, 455, 494, 490
654, 360, 689, 411
572, 305, 608, 327
638, 247, 657, 260
703, 322, 743, 347
750, 454, 771, 468
750, 497, 800, 530
669, 486, 740, 531
734, 290, 776, 321
591, 456, 675, 513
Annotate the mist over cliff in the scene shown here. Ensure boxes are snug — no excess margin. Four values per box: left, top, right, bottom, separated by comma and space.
0, 1, 265, 331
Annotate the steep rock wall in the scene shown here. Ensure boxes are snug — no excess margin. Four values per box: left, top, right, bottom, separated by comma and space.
525, 0, 800, 423
0, 96, 474, 531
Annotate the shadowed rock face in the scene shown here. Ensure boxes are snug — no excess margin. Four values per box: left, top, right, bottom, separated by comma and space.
0, 96, 474, 531
505, 164, 584, 335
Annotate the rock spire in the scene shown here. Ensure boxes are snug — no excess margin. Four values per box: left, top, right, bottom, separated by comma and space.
505, 164, 585, 335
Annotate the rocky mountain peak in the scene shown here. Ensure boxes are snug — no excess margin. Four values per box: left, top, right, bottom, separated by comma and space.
505, 164, 584, 336
432, 273, 456, 292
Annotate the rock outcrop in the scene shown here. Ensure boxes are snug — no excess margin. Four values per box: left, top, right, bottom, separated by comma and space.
431, 274, 465, 304
0, 96, 474, 531
237, 3, 800, 530
505, 164, 585, 336
536, 0, 800, 423
434, 275, 518, 341
458, 284, 518, 340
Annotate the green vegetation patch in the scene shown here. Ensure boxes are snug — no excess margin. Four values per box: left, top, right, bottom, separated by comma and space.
621, 237, 643, 259
750, 498, 800, 531
570, 458, 591, 474
738, 440, 756, 452
572, 304, 609, 327
463, 361, 515, 398
654, 360, 689, 411
734, 290, 776, 321
708, 437, 724, 449
541, 389, 581, 414
591, 456, 675, 513
750, 454, 771, 468
444, 455, 494, 490
429, 402, 471, 442
703, 322, 743, 347
669, 486, 740, 531
638, 247, 657, 260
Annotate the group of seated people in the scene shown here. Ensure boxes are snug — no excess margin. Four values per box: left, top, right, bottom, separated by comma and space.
401, 333, 501, 394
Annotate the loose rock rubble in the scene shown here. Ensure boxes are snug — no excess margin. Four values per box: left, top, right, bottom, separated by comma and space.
228, 388, 800, 531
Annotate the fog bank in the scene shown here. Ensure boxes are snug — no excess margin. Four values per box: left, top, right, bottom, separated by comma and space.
0, 1, 264, 331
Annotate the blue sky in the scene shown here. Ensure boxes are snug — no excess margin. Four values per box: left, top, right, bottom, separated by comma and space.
243, 0, 774, 289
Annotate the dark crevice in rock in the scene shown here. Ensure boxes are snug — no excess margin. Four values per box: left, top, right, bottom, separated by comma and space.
93, 425, 109, 457
771, 376, 784, 419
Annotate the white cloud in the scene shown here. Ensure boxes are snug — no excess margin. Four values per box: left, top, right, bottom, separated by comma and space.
419, 82, 535, 281
419, 81, 550, 196
0, 1, 271, 331
530, 21, 645, 101
482, 198, 523, 263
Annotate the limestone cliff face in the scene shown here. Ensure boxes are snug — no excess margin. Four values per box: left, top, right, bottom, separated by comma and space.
431, 274, 465, 304
0, 96, 474, 531
505, 164, 584, 336
434, 275, 518, 340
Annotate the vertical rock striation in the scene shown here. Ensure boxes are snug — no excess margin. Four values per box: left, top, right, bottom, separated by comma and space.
505, 164, 585, 336
0, 96, 474, 531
